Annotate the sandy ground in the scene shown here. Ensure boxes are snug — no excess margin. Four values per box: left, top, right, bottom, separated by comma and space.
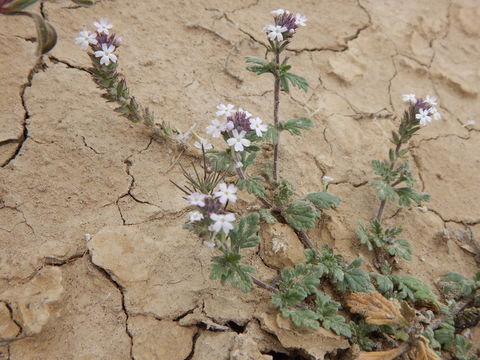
1, 0, 479, 359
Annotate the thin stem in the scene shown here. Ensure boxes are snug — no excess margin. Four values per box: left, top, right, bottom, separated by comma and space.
250, 275, 277, 292
272, 46, 281, 182
375, 142, 402, 223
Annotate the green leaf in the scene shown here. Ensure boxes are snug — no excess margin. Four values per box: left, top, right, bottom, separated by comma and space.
434, 321, 455, 351
245, 56, 274, 75
371, 160, 390, 178
454, 334, 476, 360
350, 321, 376, 350
259, 209, 277, 224
337, 258, 375, 293
422, 328, 441, 350
356, 223, 374, 251
386, 238, 412, 260
280, 307, 319, 328
390, 274, 440, 309
280, 72, 308, 92
230, 213, 261, 249
207, 150, 232, 171
370, 179, 395, 200
210, 253, 255, 293
315, 291, 351, 337
279, 117, 313, 135
370, 273, 394, 293
264, 124, 279, 145
272, 178, 296, 206
304, 192, 340, 210
395, 187, 430, 206
237, 176, 266, 197
282, 200, 320, 232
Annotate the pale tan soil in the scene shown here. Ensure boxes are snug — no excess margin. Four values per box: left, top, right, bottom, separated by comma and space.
1, 0, 479, 359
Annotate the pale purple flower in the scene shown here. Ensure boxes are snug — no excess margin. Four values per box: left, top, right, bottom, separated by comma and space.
237, 108, 252, 118
249, 117, 268, 137
429, 107, 441, 121
424, 95, 438, 106
295, 13, 307, 26
216, 104, 235, 117
266, 25, 288, 41
187, 192, 207, 207
75, 30, 98, 50
416, 109, 432, 126
93, 18, 113, 35
402, 94, 417, 104
206, 119, 226, 138
227, 130, 251, 152
94, 43, 117, 65
214, 183, 237, 205
209, 213, 236, 234
189, 211, 204, 222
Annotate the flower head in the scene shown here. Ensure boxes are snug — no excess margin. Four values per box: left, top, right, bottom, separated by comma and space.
75, 30, 98, 50
187, 192, 207, 207
429, 107, 441, 121
226, 130, 251, 152
94, 43, 117, 65
249, 117, 268, 137
227, 110, 253, 133
214, 183, 237, 205
189, 211, 204, 222
216, 104, 235, 117
402, 94, 417, 104
194, 138, 213, 150
93, 18, 113, 35
415, 108, 432, 126
206, 119, 227, 138
209, 213, 236, 234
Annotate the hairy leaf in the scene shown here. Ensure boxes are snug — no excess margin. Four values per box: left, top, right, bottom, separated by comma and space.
438, 272, 477, 299
259, 209, 277, 224
315, 291, 351, 337
279, 117, 313, 135
370, 179, 395, 200
337, 258, 375, 293
230, 212, 261, 249
395, 187, 430, 206
245, 56, 274, 75
282, 200, 320, 232
304, 192, 340, 210
391, 275, 440, 310
370, 273, 394, 294
237, 176, 266, 197
279, 72, 308, 93
386, 238, 412, 260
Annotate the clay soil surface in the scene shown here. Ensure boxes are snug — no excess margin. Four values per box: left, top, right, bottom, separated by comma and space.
1, 0, 480, 359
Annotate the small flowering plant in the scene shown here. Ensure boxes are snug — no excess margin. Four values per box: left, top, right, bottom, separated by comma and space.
74, 11, 479, 360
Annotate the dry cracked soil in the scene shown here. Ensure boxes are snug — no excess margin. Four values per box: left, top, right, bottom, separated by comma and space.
1, 0, 480, 359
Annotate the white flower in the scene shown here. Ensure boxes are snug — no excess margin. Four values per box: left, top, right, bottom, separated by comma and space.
83, 233, 92, 241
295, 13, 307, 26
429, 107, 441, 121
416, 109, 432, 126
424, 95, 438, 106
189, 211, 204, 222
187, 192, 207, 207
237, 108, 252, 118
249, 117, 268, 137
194, 138, 213, 150
322, 176, 334, 183
271, 9, 285, 16
206, 119, 226, 138
75, 30, 98, 50
94, 43, 117, 65
93, 18, 113, 34
209, 213, 236, 234
235, 161, 243, 169
227, 130, 251, 152
267, 25, 287, 41
225, 121, 234, 130
214, 183, 237, 205
402, 93, 417, 104
216, 104, 235, 117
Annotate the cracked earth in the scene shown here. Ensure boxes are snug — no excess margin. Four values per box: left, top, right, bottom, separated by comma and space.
1, 0, 480, 359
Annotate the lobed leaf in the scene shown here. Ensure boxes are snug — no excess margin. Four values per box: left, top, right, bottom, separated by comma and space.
279, 117, 313, 135
282, 200, 320, 232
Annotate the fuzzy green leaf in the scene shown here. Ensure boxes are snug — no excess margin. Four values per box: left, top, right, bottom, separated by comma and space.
337, 258, 375, 293
259, 209, 277, 224
434, 321, 455, 351
279, 117, 313, 135
237, 176, 266, 197
315, 291, 351, 337
207, 150, 232, 171
230, 213, 261, 249
210, 253, 255, 293
304, 192, 341, 210
391, 274, 440, 309
282, 200, 320, 232
438, 272, 477, 300
280, 307, 319, 328
370, 273, 394, 294
386, 238, 412, 260
395, 187, 430, 206
350, 321, 376, 350
245, 56, 274, 75
280, 72, 308, 92
370, 179, 395, 200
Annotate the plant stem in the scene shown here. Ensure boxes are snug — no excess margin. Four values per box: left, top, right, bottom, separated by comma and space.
375, 142, 402, 223
272, 46, 281, 182
250, 275, 277, 292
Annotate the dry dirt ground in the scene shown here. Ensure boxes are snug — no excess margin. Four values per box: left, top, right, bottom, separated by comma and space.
1, 0, 480, 359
